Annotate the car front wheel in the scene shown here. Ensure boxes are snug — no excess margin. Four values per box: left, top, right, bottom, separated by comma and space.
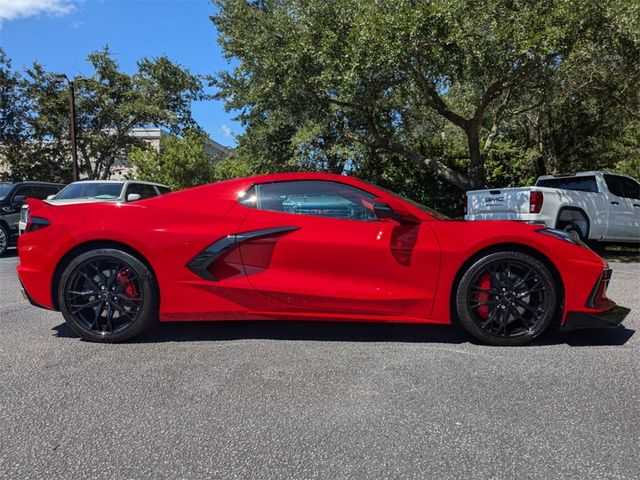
455, 251, 558, 346
58, 248, 158, 342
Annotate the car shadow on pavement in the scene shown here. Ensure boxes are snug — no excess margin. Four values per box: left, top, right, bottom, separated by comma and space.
539, 326, 635, 347
52, 320, 635, 347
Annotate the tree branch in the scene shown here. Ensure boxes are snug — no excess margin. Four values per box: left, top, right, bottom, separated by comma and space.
408, 66, 469, 128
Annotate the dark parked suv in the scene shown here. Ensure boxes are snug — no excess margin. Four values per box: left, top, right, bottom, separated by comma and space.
0, 181, 64, 255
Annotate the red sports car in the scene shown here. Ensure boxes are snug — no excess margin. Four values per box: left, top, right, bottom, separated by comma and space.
17, 173, 629, 345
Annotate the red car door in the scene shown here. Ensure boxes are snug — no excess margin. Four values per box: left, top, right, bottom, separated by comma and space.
234, 180, 441, 318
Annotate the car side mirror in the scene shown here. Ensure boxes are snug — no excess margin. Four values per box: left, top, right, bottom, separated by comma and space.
46, 194, 56, 200
12, 195, 27, 209
373, 201, 400, 221
127, 193, 141, 202
373, 198, 419, 223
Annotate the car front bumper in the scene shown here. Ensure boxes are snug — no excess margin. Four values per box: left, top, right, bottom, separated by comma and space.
560, 306, 631, 331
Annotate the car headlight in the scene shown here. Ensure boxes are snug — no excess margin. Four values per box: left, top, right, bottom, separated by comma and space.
536, 227, 580, 245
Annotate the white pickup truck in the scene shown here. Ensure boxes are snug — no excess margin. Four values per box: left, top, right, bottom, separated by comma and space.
464, 171, 640, 244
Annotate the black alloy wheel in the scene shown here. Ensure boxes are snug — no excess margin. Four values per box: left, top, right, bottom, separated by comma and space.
456, 251, 558, 346
59, 248, 158, 342
0, 224, 9, 256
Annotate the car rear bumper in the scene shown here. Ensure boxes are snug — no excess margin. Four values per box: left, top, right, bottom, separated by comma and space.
19, 277, 52, 310
464, 213, 552, 225
560, 306, 631, 331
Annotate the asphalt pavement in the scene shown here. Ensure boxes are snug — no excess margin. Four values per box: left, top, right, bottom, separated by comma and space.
0, 250, 638, 479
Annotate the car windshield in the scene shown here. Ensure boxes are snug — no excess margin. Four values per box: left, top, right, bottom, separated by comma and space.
0, 184, 13, 200
54, 182, 124, 200
363, 181, 450, 220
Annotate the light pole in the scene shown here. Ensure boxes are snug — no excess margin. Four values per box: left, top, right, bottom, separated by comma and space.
53, 74, 86, 182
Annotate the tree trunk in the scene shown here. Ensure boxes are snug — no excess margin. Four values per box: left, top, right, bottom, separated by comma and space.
466, 125, 484, 189
534, 114, 547, 177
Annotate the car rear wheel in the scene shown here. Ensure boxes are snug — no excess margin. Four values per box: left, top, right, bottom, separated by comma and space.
0, 224, 8, 256
58, 248, 158, 342
455, 251, 558, 346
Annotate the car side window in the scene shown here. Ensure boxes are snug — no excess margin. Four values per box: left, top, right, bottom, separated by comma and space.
127, 183, 158, 200
156, 186, 171, 195
31, 185, 59, 199
604, 175, 626, 197
13, 185, 33, 199
620, 177, 639, 200
246, 180, 377, 221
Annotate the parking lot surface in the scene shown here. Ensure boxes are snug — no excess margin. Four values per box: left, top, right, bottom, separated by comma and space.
0, 251, 638, 479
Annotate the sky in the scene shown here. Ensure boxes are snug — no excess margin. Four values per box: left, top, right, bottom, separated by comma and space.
0, 0, 240, 147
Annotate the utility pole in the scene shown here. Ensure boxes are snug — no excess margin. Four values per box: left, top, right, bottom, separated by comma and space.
68, 80, 79, 182
54, 75, 85, 182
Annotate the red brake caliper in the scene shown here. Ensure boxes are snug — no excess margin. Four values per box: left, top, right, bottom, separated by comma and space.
476, 273, 491, 319
116, 269, 139, 298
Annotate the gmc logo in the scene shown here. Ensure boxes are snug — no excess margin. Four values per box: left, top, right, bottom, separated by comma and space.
485, 197, 504, 203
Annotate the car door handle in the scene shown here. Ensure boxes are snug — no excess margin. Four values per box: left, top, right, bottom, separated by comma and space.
611, 201, 619, 205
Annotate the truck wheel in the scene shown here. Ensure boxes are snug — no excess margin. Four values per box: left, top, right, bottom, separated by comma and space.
556, 210, 589, 243
562, 222, 586, 243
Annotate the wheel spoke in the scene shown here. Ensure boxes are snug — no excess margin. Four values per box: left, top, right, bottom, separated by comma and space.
79, 272, 99, 290
71, 298, 102, 315
105, 303, 114, 332
89, 301, 105, 331
68, 290, 99, 299
116, 295, 142, 304
111, 301, 133, 321
89, 262, 108, 287
511, 269, 533, 291
106, 264, 124, 289
470, 300, 494, 309
514, 298, 540, 313
511, 305, 533, 329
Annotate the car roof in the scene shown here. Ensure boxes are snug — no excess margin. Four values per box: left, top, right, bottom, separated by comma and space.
65, 180, 169, 187
4, 181, 64, 186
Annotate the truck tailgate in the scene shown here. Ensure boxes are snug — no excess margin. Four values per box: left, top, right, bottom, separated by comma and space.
467, 188, 532, 216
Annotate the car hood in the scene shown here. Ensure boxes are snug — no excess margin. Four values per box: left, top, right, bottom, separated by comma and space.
46, 198, 121, 206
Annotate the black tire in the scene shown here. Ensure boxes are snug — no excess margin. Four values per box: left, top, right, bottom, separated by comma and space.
455, 251, 558, 346
0, 223, 8, 256
58, 248, 158, 342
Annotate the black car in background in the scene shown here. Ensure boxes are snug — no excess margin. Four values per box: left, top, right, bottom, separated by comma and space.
0, 181, 64, 256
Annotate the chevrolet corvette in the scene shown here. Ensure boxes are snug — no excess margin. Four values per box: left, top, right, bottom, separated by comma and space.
17, 173, 629, 345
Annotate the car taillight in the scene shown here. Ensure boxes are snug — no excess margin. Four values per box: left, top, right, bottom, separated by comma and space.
463, 194, 468, 215
529, 191, 543, 213
20, 205, 29, 224
25, 216, 50, 233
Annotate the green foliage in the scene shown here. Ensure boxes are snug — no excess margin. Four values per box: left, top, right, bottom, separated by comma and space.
212, 0, 640, 213
1, 45, 208, 182
127, 130, 220, 190
0, 49, 67, 181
